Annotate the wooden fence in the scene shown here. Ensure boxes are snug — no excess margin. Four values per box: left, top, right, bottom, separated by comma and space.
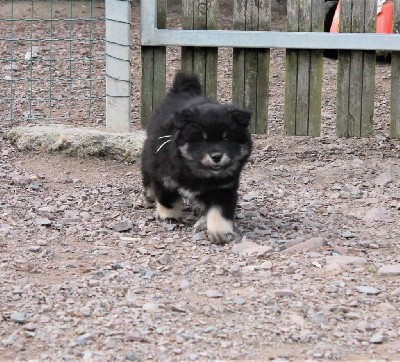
140, 0, 400, 139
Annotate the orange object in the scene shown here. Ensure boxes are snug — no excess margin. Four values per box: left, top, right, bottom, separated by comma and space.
377, 1, 394, 34
330, 0, 394, 34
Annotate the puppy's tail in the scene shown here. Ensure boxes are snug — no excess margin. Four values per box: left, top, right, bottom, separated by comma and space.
171, 72, 202, 96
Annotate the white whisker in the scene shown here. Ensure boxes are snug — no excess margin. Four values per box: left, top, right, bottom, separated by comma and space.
158, 135, 172, 139
156, 139, 172, 153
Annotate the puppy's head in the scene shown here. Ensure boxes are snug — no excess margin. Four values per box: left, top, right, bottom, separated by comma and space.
173, 103, 252, 179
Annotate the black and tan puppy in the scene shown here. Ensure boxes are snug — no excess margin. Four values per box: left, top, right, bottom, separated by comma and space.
141, 72, 252, 244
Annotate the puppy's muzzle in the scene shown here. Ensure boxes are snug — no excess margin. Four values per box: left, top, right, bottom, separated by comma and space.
202, 152, 231, 171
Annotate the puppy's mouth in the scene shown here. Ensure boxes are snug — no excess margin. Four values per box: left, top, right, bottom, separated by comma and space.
210, 164, 226, 172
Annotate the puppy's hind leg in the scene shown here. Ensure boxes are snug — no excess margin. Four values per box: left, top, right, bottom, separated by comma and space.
154, 182, 183, 220
142, 169, 156, 202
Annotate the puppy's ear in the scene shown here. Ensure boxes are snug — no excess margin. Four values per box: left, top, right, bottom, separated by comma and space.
174, 108, 197, 130
229, 109, 252, 128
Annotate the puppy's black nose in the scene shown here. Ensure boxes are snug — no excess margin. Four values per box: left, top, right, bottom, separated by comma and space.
211, 152, 222, 163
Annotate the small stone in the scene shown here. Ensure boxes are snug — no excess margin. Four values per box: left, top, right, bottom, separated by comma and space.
28, 245, 42, 253
375, 172, 392, 186
234, 297, 246, 305
76, 333, 93, 346
87, 279, 100, 287
308, 310, 325, 324
341, 230, 356, 239
364, 207, 391, 222
192, 232, 206, 241
24, 46, 40, 60
205, 289, 224, 298
142, 302, 159, 312
2, 63, 19, 71
126, 351, 142, 361
113, 220, 133, 232
370, 333, 388, 344
378, 264, 400, 276
324, 261, 343, 275
35, 217, 52, 226
23, 323, 37, 331
355, 286, 381, 295
259, 260, 273, 270
326, 255, 367, 266
232, 240, 273, 258
283, 237, 325, 253
274, 289, 295, 298
243, 193, 257, 201
83, 351, 94, 360
166, 223, 175, 231
10, 312, 27, 324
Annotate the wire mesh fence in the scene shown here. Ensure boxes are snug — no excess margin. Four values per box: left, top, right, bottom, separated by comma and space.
0, 0, 105, 124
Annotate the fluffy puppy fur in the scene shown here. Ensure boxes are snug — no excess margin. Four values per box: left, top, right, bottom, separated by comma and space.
141, 72, 252, 244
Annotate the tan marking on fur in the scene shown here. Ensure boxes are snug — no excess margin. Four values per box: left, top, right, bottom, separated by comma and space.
202, 132, 208, 140
156, 199, 183, 219
179, 143, 194, 161
206, 207, 234, 236
144, 186, 155, 201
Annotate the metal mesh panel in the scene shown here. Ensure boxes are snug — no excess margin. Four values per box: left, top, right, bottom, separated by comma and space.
0, 0, 105, 123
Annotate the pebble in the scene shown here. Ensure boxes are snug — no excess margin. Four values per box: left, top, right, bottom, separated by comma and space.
234, 297, 246, 305
232, 241, 273, 258
341, 230, 356, 239
274, 289, 296, 298
355, 286, 381, 295
142, 303, 159, 312
113, 220, 133, 232
192, 232, 206, 241
205, 289, 224, 298
126, 351, 142, 361
326, 255, 367, 266
378, 264, 400, 276
76, 333, 93, 346
283, 237, 325, 253
259, 260, 273, 270
35, 217, 52, 226
370, 333, 388, 344
10, 312, 27, 324
28, 245, 42, 253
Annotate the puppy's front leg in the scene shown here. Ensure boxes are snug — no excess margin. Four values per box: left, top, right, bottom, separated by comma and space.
154, 182, 183, 220
200, 190, 238, 244
206, 206, 235, 244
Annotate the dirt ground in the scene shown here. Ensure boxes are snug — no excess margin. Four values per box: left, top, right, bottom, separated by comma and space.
1, 1, 400, 361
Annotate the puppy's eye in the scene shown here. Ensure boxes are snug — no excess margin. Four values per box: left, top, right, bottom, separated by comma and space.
223, 132, 229, 141
201, 132, 208, 143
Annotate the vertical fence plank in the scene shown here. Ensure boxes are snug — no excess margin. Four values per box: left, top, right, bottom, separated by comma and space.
182, 0, 218, 99
391, 1, 400, 138
233, 0, 271, 134
140, 0, 166, 128
336, 0, 376, 137
284, 0, 323, 136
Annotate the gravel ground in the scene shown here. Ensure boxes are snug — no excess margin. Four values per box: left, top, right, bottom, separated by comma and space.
1, 2, 400, 361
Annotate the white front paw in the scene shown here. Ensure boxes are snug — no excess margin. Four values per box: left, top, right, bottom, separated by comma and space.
156, 199, 183, 220
206, 207, 235, 244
